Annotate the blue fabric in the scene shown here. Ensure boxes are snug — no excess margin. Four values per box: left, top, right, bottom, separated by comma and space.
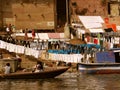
48, 44, 101, 54
96, 51, 115, 63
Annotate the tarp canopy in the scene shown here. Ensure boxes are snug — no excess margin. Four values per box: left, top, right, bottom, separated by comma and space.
69, 39, 86, 45
48, 33, 60, 39
89, 29, 104, 33
78, 16, 104, 29
12, 33, 65, 40
35, 33, 49, 39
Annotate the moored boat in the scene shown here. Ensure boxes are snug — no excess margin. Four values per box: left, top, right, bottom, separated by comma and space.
77, 63, 120, 74
0, 67, 69, 79
77, 48, 120, 74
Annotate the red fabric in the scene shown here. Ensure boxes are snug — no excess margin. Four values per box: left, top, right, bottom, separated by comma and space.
32, 29, 35, 38
94, 38, 98, 44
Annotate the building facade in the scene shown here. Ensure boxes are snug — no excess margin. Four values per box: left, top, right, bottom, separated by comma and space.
70, 0, 120, 26
0, 0, 120, 31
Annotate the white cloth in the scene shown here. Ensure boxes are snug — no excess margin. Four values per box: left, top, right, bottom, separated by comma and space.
48, 53, 84, 63
0, 41, 7, 49
114, 37, 119, 44
6, 43, 16, 52
15, 45, 25, 54
6, 27, 10, 32
25, 47, 41, 58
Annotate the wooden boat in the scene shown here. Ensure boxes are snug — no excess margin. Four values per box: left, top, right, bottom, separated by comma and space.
77, 63, 120, 74
0, 67, 69, 79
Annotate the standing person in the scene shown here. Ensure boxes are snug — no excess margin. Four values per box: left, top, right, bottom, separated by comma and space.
4, 63, 11, 74
25, 28, 28, 40
32, 29, 36, 40
41, 40, 44, 50
48, 41, 52, 49
6, 24, 12, 35
6, 25, 10, 35
11, 25, 16, 33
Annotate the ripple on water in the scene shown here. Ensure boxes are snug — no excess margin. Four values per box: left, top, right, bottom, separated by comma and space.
0, 73, 120, 90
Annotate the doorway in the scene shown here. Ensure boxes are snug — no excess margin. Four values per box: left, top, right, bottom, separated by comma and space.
56, 0, 68, 32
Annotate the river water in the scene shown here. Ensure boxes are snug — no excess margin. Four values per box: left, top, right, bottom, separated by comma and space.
0, 72, 120, 90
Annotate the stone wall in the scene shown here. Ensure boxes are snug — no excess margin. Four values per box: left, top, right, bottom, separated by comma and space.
70, 0, 108, 18
70, 0, 120, 26
0, 0, 55, 30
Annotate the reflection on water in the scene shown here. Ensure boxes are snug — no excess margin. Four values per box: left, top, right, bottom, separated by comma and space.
0, 72, 120, 90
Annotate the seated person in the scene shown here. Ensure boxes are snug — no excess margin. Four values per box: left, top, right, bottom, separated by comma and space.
4, 63, 11, 74
33, 61, 44, 72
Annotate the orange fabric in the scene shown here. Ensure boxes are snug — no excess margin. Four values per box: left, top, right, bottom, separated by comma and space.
106, 24, 117, 32
104, 18, 109, 24
106, 24, 112, 28
111, 24, 117, 32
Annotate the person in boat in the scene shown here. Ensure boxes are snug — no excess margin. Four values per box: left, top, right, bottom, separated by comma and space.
16, 54, 22, 70
4, 63, 11, 74
33, 61, 44, 72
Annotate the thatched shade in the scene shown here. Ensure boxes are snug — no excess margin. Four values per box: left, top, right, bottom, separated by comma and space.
69, 39, 86, 45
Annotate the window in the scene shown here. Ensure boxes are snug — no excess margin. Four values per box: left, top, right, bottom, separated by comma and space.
108, 1, 120, 16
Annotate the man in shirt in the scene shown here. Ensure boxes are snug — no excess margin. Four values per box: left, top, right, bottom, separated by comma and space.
4, 63, 11, 74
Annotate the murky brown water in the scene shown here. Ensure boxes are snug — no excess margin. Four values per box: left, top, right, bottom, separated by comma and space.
0, 72, 120, 90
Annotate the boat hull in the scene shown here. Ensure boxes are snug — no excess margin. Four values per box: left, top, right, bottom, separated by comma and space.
0, 67, 69, 79
77, 63, 120, 74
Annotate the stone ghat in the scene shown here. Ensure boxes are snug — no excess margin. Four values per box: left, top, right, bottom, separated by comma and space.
0, 48, 77, 72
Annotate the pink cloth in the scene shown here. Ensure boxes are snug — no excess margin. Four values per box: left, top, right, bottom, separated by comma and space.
48, 33, 60, 39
